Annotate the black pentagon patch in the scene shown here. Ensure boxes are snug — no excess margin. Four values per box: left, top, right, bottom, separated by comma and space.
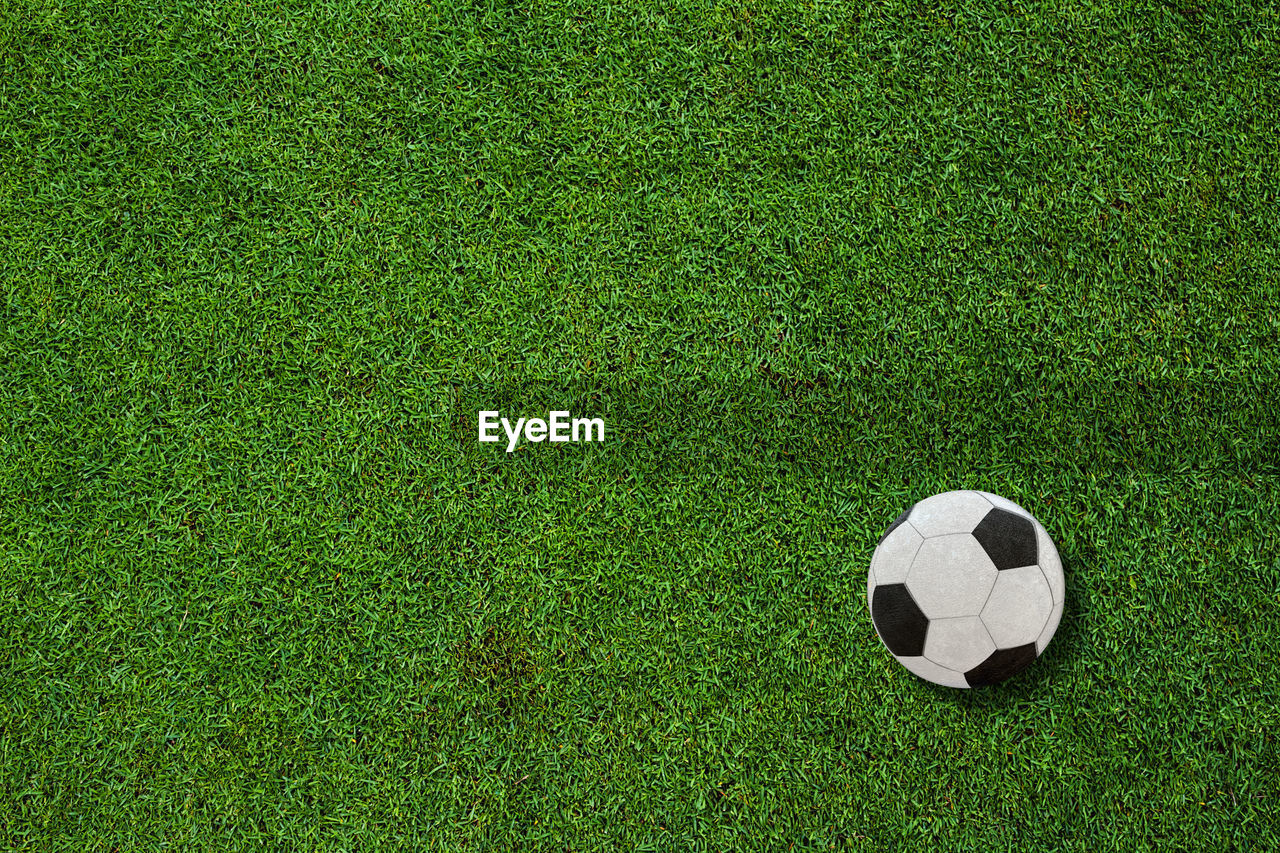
972, 507, 1037, 570
877, 504, 914, 545
964, 643, 1038, 687
871, 583, 929, 657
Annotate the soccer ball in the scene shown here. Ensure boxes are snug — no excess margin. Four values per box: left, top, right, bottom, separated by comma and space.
867, 490, 1065, 688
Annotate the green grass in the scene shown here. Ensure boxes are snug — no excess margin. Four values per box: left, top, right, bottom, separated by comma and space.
2, 0, 1279, 849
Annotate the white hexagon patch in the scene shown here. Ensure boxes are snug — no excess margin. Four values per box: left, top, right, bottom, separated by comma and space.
981, 564, 1054, 648
906, 534, 998, 618
924, 616, 997, 673
895, 655, 970, 689
871, 520, 924, 586
908, 491, 994, 538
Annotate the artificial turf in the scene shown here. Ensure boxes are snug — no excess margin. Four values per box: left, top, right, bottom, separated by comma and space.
2, 0, 1279, 849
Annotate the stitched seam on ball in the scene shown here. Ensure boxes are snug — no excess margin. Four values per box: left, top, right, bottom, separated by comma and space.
1033, 563, 1053, 637
975, 573, 999, 622
977, 617, 997, 651
970, 490, 995, 510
